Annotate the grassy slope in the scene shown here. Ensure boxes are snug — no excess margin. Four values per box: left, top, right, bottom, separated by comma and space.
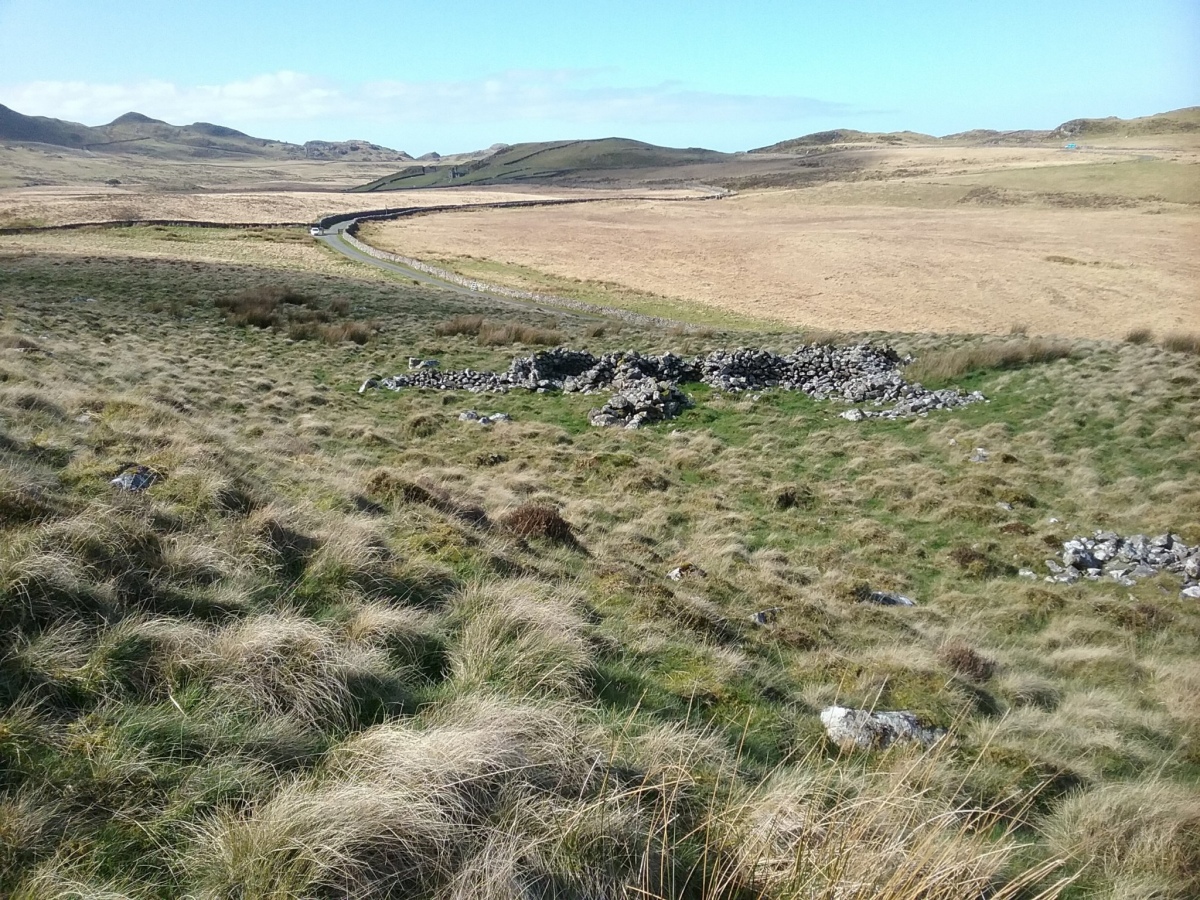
1, 229, 1199, 898
353, 138, 729, 191
753, 107, 1200, 153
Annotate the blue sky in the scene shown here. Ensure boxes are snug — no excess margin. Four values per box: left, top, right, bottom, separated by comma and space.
0, 0, 1195, 153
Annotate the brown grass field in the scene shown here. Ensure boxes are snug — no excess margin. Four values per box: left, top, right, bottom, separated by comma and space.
356, 139, 1199, 340
0, 185, 705, 229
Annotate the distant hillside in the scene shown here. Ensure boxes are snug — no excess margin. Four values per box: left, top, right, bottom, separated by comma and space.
753, 107, 1200, 152
353, 138, 728, 191
0, 103, 92, 147
752, 129, 936, 153
1050, 107, 1200, 140
0, 103, 411, 162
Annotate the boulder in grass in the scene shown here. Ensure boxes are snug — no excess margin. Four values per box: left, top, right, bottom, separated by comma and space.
820, 705, 946, 750
667, 563, 706, 581
861, 590, 916, 607
110, 464, 161, 492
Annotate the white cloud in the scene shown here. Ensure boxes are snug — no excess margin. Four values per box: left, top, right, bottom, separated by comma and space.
1, 69, 850, 131
1, 71, 344, 125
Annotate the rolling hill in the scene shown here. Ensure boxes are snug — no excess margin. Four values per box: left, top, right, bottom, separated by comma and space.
753, 106, 1200, 152
0, 103, 412, 162
352, 138, 730, 191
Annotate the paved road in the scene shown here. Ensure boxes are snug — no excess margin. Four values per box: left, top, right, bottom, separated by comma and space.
311, 191, 727, 324
315, 219, 618, 323
316, 220, 483, 296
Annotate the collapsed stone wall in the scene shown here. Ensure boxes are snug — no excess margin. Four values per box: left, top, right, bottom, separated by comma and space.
1046, 532, 1200, 596
374, 345, 986, 428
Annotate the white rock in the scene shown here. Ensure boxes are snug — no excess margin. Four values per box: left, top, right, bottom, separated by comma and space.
819, 706, 946, 750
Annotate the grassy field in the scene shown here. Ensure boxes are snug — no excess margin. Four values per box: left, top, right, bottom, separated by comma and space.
0, 143, 405, 192
944, 158, 1200, 205
0, 184, 711, 230
1, 226, 1198, 898
358, 190, 1200, 340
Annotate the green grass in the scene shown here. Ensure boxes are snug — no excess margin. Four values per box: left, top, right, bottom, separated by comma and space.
947, 159, 1200, 205
0, 231, 1198, 898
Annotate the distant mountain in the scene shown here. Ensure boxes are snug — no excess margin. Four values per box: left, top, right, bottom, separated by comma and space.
353, 138, 728, 191
752, 107, 1200, 152
0, 103, 93, 148
0, 103, 411, 162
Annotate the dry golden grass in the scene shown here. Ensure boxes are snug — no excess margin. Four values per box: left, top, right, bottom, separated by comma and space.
906, 338, 1074, 382
364, 195, 1199, 339
0, 184, 703, 228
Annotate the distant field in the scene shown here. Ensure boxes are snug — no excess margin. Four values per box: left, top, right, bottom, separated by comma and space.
359, 191, 1200, 340
945, 158, 1200, 205
0, 143, 406, 191
0, 184, 711, 229
0, 186, 576, 228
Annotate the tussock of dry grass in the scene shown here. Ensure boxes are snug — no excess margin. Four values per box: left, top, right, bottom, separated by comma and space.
1160, 331, 1200, 354
1046, 781, 1200, 893
906, 337, 1073, 382
434, 313, 563, 346
500, 502, 577, 544
449, 579, 591, 696
214, 283, 377, 344
207, 614, 400, 727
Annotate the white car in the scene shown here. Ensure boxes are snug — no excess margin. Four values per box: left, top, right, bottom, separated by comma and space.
309, 226, 323, 236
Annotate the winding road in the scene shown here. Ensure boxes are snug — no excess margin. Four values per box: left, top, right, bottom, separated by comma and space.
316, 218, 482, 297
312, 190, 729, 324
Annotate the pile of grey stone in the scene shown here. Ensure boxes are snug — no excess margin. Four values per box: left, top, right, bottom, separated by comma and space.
375, 344, 986, 428
458, 410, 510, 426
1045, 531, 1200, 596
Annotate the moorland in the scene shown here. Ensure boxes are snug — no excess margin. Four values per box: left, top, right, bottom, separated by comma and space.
0, 104, 1198, 899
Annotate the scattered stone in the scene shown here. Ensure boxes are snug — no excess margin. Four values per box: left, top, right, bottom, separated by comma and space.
749, 607, 781, 626
1018, 568, 1038, 580
358, 376, 381, 394
378, 343, 987, 427
667, 563, 706, 581
1182, 585, 1200, 600
861, 590, 916, 607
460, 410, 511, 425
996, 501, 1013, 511
1041, 530, 1200, 589
110, 464, 160, 492
820, 706, 947, 751
970, 448, 989, 463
